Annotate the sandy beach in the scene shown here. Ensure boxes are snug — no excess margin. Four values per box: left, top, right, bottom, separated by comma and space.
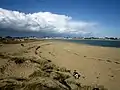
39, 40, 120, 90
0, 40, 120, 90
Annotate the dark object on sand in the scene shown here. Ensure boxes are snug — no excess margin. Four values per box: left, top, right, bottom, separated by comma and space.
21, 44, 24, 47
73, 70, 81, 79
14, 58, 25, 64
93, 88, 99, 90
35, 51, 38, 54
47, 60, 52, 62
84, 56, 87, 57
36, 46, 40, 50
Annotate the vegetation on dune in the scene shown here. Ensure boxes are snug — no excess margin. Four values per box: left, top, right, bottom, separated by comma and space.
0, 38, 43, 44
0, 55, 108, 90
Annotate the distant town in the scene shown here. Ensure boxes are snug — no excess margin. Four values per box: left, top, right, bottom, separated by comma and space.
0, 36, 120, 41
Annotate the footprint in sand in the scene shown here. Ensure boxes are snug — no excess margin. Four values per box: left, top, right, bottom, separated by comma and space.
108, 75, 114, 78
84, 56, 87, 57
98, 58, 103, 61
106, 60, 112, 63
48, 52, 55, 56
114, 61, 120, 64
73, 53, 79, 56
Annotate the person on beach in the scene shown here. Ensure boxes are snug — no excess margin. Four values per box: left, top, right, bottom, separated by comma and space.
73, 70, 81, 79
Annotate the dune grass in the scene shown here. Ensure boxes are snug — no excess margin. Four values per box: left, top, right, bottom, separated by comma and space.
0, 55, 108, 90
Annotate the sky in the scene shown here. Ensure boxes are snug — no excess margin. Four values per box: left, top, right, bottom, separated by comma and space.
0, 0, 120, 37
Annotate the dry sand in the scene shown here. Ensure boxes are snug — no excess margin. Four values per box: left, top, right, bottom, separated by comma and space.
0, 40, 120, 90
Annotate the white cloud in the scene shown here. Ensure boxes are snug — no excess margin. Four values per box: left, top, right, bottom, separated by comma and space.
0, 8, 97, 36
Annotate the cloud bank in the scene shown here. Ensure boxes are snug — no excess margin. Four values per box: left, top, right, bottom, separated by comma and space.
0, 8, 97, 36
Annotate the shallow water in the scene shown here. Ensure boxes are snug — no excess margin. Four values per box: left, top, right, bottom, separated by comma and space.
62, 40, 120, 48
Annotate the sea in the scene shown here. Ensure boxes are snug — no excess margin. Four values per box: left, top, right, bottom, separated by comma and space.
62, 39, 120, 48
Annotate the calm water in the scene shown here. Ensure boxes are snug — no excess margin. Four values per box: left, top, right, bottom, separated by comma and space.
62, 40, 120, 48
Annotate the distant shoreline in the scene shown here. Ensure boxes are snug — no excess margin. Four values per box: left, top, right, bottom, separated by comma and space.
43, 39, 120, 41
47, 39, 120, 48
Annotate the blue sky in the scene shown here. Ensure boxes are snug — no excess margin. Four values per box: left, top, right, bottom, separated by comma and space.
0, 0, 120, 37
